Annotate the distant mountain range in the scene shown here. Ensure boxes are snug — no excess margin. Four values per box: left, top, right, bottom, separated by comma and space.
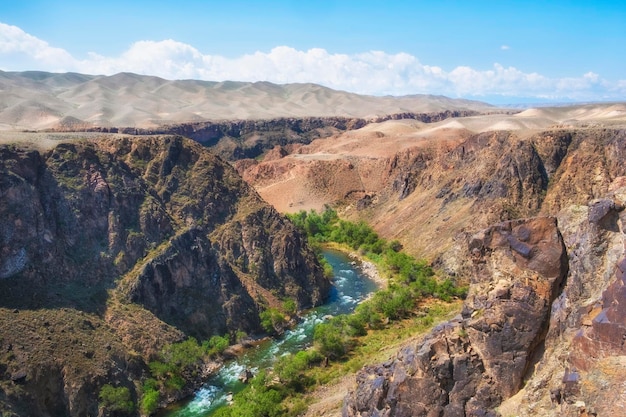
0, 70, 496, 130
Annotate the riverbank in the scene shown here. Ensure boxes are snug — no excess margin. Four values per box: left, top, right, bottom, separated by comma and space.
321, 242, 388, 290
347, 252, 387, 290
158, 248, 379, 417
302, 299, 463, 417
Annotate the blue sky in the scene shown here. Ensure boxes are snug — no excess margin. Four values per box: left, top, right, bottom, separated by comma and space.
1, 1, 625, 103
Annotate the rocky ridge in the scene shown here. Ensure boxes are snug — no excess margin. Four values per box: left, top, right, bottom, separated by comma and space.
0, 135, 328, 416
49, 110, 487, 161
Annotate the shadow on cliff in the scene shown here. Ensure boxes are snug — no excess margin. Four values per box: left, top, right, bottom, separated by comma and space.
0, 142, 155, 314
0, 167, 113, 314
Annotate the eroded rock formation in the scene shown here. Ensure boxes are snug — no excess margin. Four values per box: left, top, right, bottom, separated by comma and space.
343, 217, 568, 416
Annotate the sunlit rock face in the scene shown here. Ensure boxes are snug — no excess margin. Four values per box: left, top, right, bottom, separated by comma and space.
343, 217, 568, 417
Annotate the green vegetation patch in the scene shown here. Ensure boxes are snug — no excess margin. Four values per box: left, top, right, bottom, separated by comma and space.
287, 206, 467, 302
99, 384, 134, 415
141, 335, 230, 413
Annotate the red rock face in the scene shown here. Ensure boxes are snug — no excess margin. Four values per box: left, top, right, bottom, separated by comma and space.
343, 217, 568, 417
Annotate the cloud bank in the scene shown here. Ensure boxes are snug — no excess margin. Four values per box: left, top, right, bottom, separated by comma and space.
1, 22, 624, 102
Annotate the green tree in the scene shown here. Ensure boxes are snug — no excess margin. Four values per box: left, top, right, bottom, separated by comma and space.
260, 307, 286, 335
99, 384, 134, 415
213, 371, 287, 417
140, 380, 160, 416
274, 350, 320, 391
203, 334, 230, 356
282, 299, 297, 317
313, 321, 350, 359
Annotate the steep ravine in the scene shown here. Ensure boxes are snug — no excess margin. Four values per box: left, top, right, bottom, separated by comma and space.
0, 135, 329, 416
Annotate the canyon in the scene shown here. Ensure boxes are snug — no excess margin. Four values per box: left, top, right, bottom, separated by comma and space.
0, 135, 327, 416
1, 71, 626, 416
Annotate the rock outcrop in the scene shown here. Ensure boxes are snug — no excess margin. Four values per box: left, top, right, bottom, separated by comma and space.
497, 194, 626, 417
343, 217, 568, 416
0, 135, 329, 416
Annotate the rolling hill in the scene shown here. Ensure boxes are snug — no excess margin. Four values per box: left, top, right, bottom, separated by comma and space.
0, 70, 495, 130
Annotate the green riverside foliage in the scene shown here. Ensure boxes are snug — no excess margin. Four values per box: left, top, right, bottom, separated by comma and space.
260, 307, 287, 335
282, 299, 298, 317
98, 384, 134, 415
213, 371, 289, 417
143, 335, 231, 413
286, 206, 467, 301
288, 207, 467, 359
214, 351, 324, 417
140, 378, 160, 415
274, 350, 323, 391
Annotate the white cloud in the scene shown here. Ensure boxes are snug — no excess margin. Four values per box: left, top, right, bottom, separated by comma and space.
500, 45, 510, 50
0, 22, 75, 69
0, 22, 623, 102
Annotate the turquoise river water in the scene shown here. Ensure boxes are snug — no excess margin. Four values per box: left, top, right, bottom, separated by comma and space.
159, 248, 379, 417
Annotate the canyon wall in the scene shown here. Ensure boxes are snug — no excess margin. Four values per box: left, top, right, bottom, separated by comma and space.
0, 135, 329, 416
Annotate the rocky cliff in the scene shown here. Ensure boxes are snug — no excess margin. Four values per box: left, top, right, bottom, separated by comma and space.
340, 127, 626, 416
63, 110, 485, 161
343, 217, 569, 416
0, 135, 329, 416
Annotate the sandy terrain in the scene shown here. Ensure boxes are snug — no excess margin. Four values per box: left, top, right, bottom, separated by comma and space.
0, 131, 120, 150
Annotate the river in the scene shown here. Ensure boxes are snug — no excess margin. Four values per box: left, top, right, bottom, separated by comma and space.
158, 248, 379, 417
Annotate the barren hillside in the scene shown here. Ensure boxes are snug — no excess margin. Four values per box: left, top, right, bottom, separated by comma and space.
0, 70, 495, 130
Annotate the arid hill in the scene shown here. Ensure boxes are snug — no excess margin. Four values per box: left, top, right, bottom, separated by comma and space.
0, 70, 494, 131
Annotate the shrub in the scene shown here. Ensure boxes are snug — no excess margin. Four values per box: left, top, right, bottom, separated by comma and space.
235, 330, 248, 343
148, 337, 210, 396
140, 385, 159, 416
260, 307, 286, 335
213, 371, 287, 417
274, 350, 320, 390
163, 337, 204, 369
354, 302, 383, 329
204, 334, 230, 356
313, 321, 351, 359
148, 359, 170, 378
99, 384, 134, 415
282, 299, 297, 317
